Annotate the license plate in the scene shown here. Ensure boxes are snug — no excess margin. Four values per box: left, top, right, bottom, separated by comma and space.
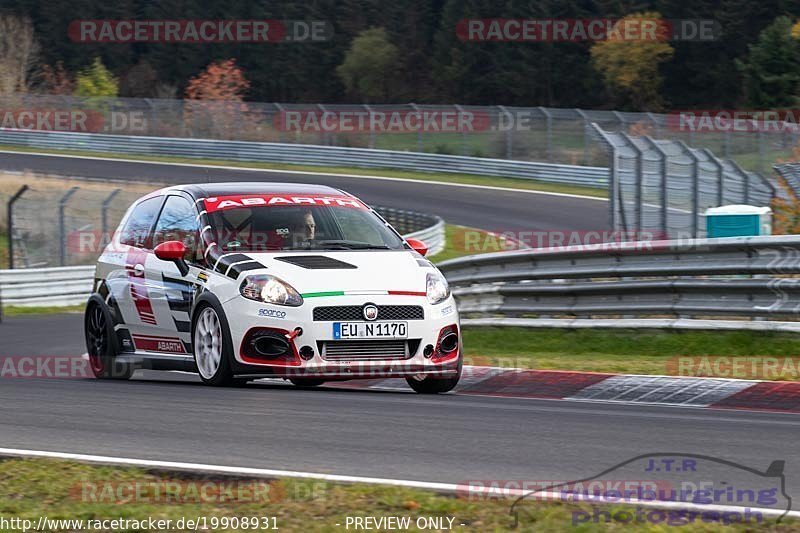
333, 322, 408, 339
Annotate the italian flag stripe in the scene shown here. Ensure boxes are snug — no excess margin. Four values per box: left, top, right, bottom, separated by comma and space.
301, 291, 346, 298
300, 290, 425, 298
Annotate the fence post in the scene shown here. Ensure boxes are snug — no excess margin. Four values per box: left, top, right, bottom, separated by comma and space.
576, 109, 590, 165
677, 142, 701, 238
727, 160, 751, 204
538, 107, 553, 162
454, 104, 469, 156
620, 133, 644, 232
410, 103, 423, 152
498, 105, 513, 159
59, 187, 80, 266
101, 188, 122, 241
590, 123, 620, 231
274, 102, 287, 143
641, 136, 669, 237
702, 149, 724, 206
7, 185, 29, 269
646, 112, 661, 138
364, 104, 376, 149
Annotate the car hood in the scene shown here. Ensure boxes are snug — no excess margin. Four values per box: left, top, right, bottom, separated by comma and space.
242, 250, 430, 294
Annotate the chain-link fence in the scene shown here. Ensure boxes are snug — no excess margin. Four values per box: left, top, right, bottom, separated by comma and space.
592, 125, 777, 239
0, 93, 794, 172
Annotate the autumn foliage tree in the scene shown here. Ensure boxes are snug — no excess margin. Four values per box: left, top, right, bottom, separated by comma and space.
183, 59, 253, 139
185, 59, 250, 101
590, 12, 674, 111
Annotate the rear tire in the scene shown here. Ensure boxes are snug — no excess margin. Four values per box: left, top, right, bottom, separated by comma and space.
290, 378, 325, 388
192, 304, 235, 386
406, 367, 461, 394
85, 301, 133, 380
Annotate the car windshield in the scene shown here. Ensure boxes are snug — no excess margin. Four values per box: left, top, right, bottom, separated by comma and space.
206, 203, 406, 252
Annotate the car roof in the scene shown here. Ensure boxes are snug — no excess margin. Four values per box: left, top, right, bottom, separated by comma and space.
162, 182, 349, 200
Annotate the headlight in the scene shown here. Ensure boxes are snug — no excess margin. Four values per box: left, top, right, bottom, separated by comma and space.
426, 271, 450, 305
240, 275, 303, 307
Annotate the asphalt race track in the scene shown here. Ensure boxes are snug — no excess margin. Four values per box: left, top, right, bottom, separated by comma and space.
1, 153, 798, 516
0, 319, 798, 499
0, 151, 608, 231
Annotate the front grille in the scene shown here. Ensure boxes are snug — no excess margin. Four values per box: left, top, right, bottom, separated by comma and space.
313, 305, 424, 321
321, 340, 410, 361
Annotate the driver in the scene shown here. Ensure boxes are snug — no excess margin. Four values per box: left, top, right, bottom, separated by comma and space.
289, 209, 316, 247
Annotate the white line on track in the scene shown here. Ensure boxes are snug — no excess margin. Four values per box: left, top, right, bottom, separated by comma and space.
0, 149, 607, 202
0, 448, 796, 520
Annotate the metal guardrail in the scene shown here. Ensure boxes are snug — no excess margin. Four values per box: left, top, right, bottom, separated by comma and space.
0, 129, 609, 188
0, 266, 95, 311
0, 209, 444, 309
438, 235, 800, 331
375, 207, 445, 257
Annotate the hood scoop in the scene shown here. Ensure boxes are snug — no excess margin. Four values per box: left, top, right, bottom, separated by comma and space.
275, 255, 358, 269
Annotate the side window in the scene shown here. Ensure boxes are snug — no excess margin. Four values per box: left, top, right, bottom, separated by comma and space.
119, 197, 163, 248
153, 196, 200, 257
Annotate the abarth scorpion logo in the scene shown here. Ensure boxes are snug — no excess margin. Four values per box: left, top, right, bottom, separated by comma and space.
363, 304, 379, 321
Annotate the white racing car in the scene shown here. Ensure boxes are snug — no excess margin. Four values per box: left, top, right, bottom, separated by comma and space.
85, 182, 462, 393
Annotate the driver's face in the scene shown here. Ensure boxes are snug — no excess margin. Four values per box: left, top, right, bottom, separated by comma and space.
298, 212, 316, 240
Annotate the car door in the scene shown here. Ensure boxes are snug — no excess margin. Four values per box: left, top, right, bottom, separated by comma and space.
145, 194, 202, 355
104, 195, 165, 353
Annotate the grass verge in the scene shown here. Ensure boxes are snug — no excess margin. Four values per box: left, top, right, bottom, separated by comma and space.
2, 304, 85, 317
0, 458, 789, 532
431, 225, 510, 263
462, 327, 800, 379
0, 145, 608, 199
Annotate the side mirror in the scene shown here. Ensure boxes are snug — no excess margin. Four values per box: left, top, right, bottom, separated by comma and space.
406, 238, 428, 257
154, 240, 189, 276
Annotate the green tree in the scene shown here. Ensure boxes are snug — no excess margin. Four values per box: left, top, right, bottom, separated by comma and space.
336, 27, 399, 102
590, 12, 674, 110
737, 16, 800, 108
74, 57, 118, 97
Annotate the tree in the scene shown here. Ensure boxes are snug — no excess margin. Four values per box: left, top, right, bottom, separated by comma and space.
336, 27, 399, 102
0, 14, 40, 94
590, 12, 674, 110
120, 61, 159, 97
39, 61, 73, 94
185, 59, 250, 101
183, 59, 252, 139
74, 57, 118, 97
737, 16, 800, 108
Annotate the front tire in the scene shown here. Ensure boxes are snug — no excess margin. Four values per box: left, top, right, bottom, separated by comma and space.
85, 301, 133, 380
192, 304, 235, 386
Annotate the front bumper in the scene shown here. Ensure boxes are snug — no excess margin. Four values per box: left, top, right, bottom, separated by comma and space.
223, 294, 461, 379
